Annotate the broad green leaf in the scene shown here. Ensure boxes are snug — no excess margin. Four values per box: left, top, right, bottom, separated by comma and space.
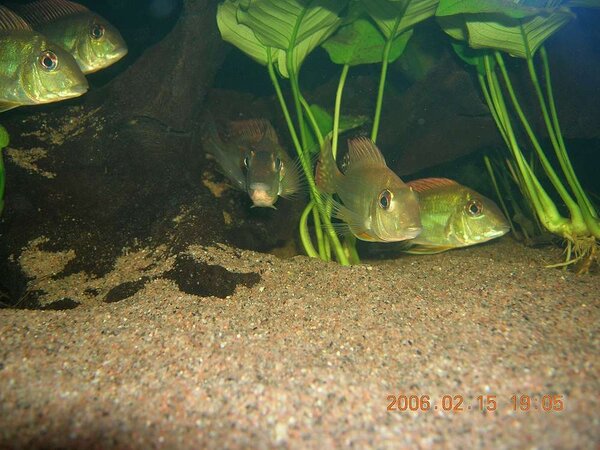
466, 8, 575, 58
436, 0, 548, 18
436, 15, 468, 40
217, 1, 282, 66
363, 0, 439, 39
322, 18, 413, 65
237, 0, 346, 77
450, 41, 490, 75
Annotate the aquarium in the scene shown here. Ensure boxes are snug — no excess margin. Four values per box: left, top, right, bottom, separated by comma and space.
0, 0, 598, 448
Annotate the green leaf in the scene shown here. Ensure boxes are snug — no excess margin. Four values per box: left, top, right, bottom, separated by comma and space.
436, 14, 468, 40
363, 0, 439, 39
322, 18, 413, 65
465, 8, 575, 58
450, 41, 489, 75
217, 0, 283, 66
436, 0, 548, 18
237, 0, 347, 77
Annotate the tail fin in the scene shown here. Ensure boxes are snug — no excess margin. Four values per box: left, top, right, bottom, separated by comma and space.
315, 138, 341, 194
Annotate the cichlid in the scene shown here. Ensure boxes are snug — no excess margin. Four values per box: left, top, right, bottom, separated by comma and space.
11, 0, 127, 74
403, 177, 510, 254
202, 117, 302, 208
0, 6, 88, 112
316, 137, 422, 242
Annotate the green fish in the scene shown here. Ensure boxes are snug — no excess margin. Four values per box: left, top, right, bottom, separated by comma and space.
202, 117, 302, 208
403, 177, 510, 254
316, 137, 422, 242
0, 5, 88, 112
12, 0, 128, 74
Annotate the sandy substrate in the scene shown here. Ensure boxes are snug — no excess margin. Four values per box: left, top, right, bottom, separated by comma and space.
0, 238, 598, 449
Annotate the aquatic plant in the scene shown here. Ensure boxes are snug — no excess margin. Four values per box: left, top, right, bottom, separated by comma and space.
217, 0, 436, 264
0, 124, 8, 216
436, 0, 600, 271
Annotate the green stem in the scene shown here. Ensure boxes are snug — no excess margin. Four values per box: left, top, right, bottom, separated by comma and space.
371, 24, 399, 143
299, 202, 319, 258
300, 95, 323, 147
539, 47, 600, 236
332, 64, 349, 159
494, 52, 586, 234
267, 49, 306, 169
484, 55, 567, 235
270, 50, 348, 265
311, 203, 326, 259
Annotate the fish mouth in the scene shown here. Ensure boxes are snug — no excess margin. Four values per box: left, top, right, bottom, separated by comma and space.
484, 226, 510, 239
380, 226, 422, 242
249, 184, 277, 208
107, 46, 128, 62
68, 82, 90, 96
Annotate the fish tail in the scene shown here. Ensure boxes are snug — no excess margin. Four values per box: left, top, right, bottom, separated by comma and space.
315, 138, 340, 194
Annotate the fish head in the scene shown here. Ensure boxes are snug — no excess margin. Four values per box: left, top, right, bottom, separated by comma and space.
72, 13, 128, 74
370, 182, 422, 242
24, 33, 88, 103
243, 147, 282, 208
450, 190, 510, 245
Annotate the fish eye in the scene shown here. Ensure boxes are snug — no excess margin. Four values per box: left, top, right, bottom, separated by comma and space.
378, 189, 393, 210
274, 157, 282, 171
243, 156, 250, 168
90, 23, 105, 40
38, 50, 58, 71
466, 199, 483, 216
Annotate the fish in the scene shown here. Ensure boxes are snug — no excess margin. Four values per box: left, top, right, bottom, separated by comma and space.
402, 177, 510, 254
316, 137, 422, 242
201, 116, 302, 208
0, 5, 88, 112
11, 0, 128, 74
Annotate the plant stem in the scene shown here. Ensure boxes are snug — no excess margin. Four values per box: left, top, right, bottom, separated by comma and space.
299, 95, 323, 147
371, 25, 399, 143
311, 203, 327, 259
494, 52, 587, 234
332, 64, 349, 158
269, 50, 348, 265
299, 202, 319, 258
539, 47, 600, 236
483, 55, 568, 235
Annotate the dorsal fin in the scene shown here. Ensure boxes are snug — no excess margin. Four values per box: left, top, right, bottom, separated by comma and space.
345, 137, 386, 169
227, 119, 278, 144
0, 6, 32, 31
407, 177, 458, 193
10, 0, 89, 27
